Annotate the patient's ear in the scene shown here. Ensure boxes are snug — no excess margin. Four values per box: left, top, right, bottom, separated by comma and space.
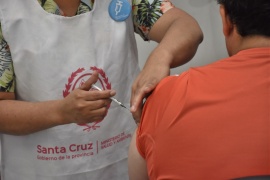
220, 5, 233, 37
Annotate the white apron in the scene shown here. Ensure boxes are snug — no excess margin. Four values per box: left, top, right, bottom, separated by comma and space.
0, 0, 139, 179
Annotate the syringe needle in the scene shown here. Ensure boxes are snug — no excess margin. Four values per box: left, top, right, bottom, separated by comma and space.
91, 84, 129, 110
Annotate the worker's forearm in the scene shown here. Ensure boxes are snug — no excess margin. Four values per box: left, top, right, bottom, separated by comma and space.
149, 8, 203, 68
0, 100, 65, 135
156, 19, 203, 68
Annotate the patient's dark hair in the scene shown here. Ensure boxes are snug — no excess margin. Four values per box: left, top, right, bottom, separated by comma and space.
217, 0, 270, 37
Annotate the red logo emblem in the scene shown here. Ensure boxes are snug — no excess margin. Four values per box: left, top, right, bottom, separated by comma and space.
63, 66, 111, 132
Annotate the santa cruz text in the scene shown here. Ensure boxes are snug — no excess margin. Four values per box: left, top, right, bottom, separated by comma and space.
37, 142, 93, 154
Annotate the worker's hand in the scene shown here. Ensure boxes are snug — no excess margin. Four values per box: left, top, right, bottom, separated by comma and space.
130, 59, 170, 123
60, 71, 116, 124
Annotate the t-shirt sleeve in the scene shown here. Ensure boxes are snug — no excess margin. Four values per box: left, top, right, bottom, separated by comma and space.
136, 72, 190, 159
132, 0, 175, 41
0, 22, 15, 92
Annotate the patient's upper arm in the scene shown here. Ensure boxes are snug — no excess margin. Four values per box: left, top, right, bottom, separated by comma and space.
128, 129, 149, 180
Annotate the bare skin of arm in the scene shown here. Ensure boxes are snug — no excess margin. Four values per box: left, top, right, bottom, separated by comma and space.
128, 129, 149, 180
130, 7, 203, 122
0, 71, 115, 135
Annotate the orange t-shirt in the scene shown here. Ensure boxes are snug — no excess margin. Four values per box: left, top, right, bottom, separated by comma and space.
137, 48, 270, 179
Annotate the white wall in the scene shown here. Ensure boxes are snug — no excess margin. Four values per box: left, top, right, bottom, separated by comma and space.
136, 0, 228, 75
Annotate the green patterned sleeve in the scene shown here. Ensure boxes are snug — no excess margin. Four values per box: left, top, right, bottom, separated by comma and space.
132, 0, 175, 41
0, 22, 15, 92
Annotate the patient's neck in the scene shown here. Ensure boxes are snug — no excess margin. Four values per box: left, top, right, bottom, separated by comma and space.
230, 35, 270, 56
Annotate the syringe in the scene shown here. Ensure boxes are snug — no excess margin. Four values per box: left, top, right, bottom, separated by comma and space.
91, 84, 129, 110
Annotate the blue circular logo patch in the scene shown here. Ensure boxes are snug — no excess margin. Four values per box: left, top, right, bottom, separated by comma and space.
109, 0, 131, 22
